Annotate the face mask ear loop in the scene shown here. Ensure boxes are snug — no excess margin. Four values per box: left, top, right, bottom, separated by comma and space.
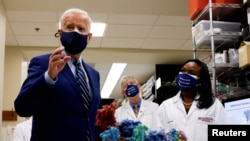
54, 30, 61, 38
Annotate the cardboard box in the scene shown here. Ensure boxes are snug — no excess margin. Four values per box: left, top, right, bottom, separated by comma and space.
238, 41, 250, 68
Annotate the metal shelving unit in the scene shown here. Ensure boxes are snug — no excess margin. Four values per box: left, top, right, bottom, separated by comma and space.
191, 0, 243, 95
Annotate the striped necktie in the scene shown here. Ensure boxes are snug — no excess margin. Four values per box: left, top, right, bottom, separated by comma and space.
73, 60, 91, 113
74, 60, 91, 140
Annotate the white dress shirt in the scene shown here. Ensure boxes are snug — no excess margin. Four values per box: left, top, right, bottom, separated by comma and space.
13, 117, 32, 141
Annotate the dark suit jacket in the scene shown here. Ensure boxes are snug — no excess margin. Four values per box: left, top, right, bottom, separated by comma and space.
14, 54, 101, 141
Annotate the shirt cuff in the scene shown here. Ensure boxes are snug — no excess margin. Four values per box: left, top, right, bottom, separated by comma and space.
45, 71, 57, 85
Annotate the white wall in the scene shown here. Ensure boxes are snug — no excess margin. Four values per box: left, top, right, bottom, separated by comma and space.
0, 0, 5, 124
0, 0, 7, 140
2, 46, 24, 134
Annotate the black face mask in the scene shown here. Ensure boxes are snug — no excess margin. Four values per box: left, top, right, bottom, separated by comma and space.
60, 31, 88, 54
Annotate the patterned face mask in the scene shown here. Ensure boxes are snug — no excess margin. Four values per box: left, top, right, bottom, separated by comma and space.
125, 84, 139, 97
176, 72, 199, 92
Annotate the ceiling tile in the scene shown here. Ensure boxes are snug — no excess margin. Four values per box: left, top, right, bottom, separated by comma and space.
89, 13, 109, 23
6, 11, 58, 22
101, 38, 143, 48
105, 25, 151, 38
141, 38, 186, 49
3, 0, 189, 16
156, 15, 192, 26
16, 36, 59, 47
148, 26, 191, 39
10, 22, 57, 35
107, 14, 158, 25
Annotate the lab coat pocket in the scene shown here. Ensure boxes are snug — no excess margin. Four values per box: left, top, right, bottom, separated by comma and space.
164, 120, 177, 133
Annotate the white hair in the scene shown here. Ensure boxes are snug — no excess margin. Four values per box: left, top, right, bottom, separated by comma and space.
58, 8, 92, 31
120, 75, 139, 89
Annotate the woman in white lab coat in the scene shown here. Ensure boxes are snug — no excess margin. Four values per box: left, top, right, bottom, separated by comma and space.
13, 117, 32, 141
114, 75, 160, 130
156, 59, 230, 141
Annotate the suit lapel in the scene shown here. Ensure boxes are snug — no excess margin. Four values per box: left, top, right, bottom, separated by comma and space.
61, 64, 79, 91
60, 63, 85, 109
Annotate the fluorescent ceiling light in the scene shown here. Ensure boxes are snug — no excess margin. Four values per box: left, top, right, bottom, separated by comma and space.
101, 63, 127, 98
91, 22, 106, 37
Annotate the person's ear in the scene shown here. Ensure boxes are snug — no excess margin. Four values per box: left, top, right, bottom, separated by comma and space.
87, 33, 92, 42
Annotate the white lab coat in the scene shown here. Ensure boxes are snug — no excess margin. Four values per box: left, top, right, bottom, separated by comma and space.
13, 117, 32, 141
115, 99, 160, 130
156, 92, 230, 141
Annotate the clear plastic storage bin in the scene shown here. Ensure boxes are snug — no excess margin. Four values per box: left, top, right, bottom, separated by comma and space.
192, 20, 242, 50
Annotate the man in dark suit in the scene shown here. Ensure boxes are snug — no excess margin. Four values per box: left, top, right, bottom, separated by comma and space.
14, 8, 101, 141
